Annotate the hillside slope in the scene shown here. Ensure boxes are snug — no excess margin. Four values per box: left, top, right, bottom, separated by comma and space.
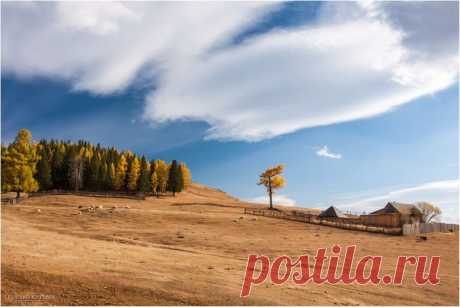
1, 184, 458, 305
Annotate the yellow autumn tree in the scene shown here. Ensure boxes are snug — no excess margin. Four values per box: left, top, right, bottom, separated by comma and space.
83, 146, 93, 161
258, 164, 286, 210
154, 160, 169, 194
416, 202, 442, 223
150, 170, 158, 197
113, 154, 128, 190
108, 162, 116, 189
179, 162, 192, 190
1, 129, 39, 197
127, 156, 140, 191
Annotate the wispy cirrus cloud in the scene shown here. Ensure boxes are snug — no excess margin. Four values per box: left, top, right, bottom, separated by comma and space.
316, 146, 342, 159
144, 2, 458, 141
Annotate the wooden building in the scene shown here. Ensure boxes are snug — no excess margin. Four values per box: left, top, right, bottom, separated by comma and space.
319, 206, 347, 218
362, 202, 423, 227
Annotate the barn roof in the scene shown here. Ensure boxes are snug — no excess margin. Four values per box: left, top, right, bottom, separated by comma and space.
370, 202, 422, 215
319, 206, 347, 218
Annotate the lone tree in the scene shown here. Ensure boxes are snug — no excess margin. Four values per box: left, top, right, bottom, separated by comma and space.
417, 202, 442, 223
258, 164, 286, 210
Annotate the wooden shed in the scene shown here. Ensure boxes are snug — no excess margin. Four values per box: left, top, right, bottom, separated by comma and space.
319, 206, 347, 218
369, 202, 423, 225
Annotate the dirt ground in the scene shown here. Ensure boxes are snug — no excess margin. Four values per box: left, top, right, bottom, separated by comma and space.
1, 184, 458, 305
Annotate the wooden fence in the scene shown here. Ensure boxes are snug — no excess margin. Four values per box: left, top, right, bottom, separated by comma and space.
1, 198, 20, 205
402, 222, 459, 236
243, 208, 459, 236
244, 208, 402, 235
1, 195, 28, 205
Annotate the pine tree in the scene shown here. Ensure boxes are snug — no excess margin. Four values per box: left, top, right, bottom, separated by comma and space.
87, 154, 101, 190
36, 149, 52, 191
62, 144, 75, 190
127, 156, 140, 191
82, 147, 93, 189
1, 129, 39, 197
1, 144, 7, 186
138, 157, 151, 193
108, 162, 116, 190
167, 160, 180, 196
98, 161, 108, 191
176, 165, 184, 193
51, 144, 65, 189
113, 154, 128, 191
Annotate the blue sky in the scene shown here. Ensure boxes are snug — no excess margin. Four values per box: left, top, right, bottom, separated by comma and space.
1, 2, 458, 221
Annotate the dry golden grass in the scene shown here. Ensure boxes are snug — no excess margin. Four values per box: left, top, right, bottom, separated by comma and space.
1, 184, 458, 305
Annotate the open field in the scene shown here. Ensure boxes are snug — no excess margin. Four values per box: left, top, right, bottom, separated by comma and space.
1, 184, 458, 305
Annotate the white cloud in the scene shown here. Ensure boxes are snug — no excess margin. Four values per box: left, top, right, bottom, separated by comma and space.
337, 180, 459, 223
1, 2, 277, 94
2, 2, 458, 141
249, 194, 297, 207
56, 2, 139, 36
144, 2, 458, 141
316, 146, 342, 159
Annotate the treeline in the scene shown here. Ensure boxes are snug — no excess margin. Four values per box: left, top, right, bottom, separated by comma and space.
1, 129, 191, 197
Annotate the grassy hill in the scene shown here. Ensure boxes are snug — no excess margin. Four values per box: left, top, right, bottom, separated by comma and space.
1, 183, 458, 305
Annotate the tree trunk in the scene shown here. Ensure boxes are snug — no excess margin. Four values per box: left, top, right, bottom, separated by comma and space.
268, 176, 273, 210
16, 191, 20, 199
74, 167, 78, 192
